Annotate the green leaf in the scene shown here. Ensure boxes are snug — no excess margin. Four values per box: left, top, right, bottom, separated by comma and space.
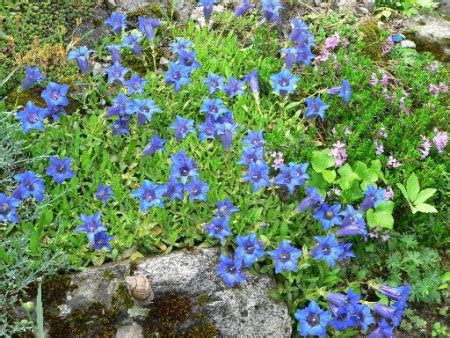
311, 149, 335, 173
322, 169, 336, 183
375, 201, 395, 213
366, 209, 394, 229
396, 183, 410, 202
414, 203, 438, 213
337, 164, 359, 190
413, 188, 436, 204
406, 173, 420, 201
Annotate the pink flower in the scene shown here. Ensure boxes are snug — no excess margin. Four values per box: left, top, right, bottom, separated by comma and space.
381, 232, 390, 241
331, 141, 347, 167
325, 32, 340, 50
377, 127, 388, 139
399, 95, 411, 115
342, 37, 349, 48
387, 155, 402, 168
429, 62, 438, 72
432, 130, 447, 152
381, 73, 390, 85
327, 188, 341, 197
429, 83, 440, 97
439, 82, 448, 93
369, 73, 379, 86
331, 127, 337, 134
316, 47, 331, 62
384, 186, 394, 200
417, 135, 432, 160
270, 151, 284, 170
374, 140, 384, 155
382, 36, 394, 54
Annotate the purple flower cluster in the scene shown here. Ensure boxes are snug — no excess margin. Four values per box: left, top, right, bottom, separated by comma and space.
240, 130, 270, 192
330, 141, 347, 167
76, 212, 114, 251
166, 38, 199, 92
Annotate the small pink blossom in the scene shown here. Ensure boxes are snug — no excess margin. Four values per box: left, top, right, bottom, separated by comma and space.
369, 73, 379, 86
342, 37, 349, 48
384, 186, 394, 200
429, 83, 440, 97
439, 82, 448, 93
331, 127, 337, 134
429, 62, 439, 72
432, 130, 448, 152
327, 188, 342, 198
382, 87, 393, 105
387, 155, 402, 168
382, 36, 394, 54
331, 141, 347, 167
381, 232, 390, 241
270, 151, 284, 170
377, 127, 388, 139
381, 73, 390, 85
374, 140, 384, 155
399, 95, 411, 115
417, 135, 432, 160
316, 47, 331, 62
325, 32, 340, 50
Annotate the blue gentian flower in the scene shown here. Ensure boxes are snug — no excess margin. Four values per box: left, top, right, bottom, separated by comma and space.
215, 198, 238, 217
337, 242, 355, 261
234, 0, 253, 17
244, 70, 260, 97
313, 203, 342, 230
198, 120, 217, 141
95, 184, 114, 205
339, 79, 352, 104
235, 233, 265, 268
22, 66, 44, 90
123, 31, 143, 56
262, 0, 283, 24
204, 72, 225, 94
352, 304, 375, 332
243, 161, 270, 192
76, 212, 107, 240
296, 187, 324, 212
337, 221, 367, 237
310, 234, 343, 267
171, 38, 194, 55
170, 116, 196, 142
163, 178, 184, 201
238, 146, 264, 166
67, 46, 94, 73
46, 156, 75, 184
273, 162, 309, 194
91, 231, 114, 251
340, 205, 363, 224
16, 101, 47, 133
205, 216, 232, 242
131, 180, 165, 212
367, 318, 394, 338
271, 68, 299, 96
41, 82, 69, 107
295, 46, 315, 65
373, 303, 404, 327
177, 50, 201, 73
111, 116, 130, 136
170, 150, 198, 184
379, 284, 410, 302
216, 254, 245, 287
269, 240, 302, 273
46, 105, 66, 121
106, 44, 122, 63
127, 98, 161, 126
295, 301, 332, 337
105, 12, 127, 34
199, 0, 217, 22
105, 62, 130, 84
137, 16, 159, 40
185, 177, 209, 202
327, 287, 360, 309
124, 73, 147, 94
166, 62, 191, 92
305, 95, 329, 120
223, 77, 245, 97
143, 134, 166, 156
329, 304, 357, 331
281, 47, 298, 69
216, 121, 239, 150
200, 98, 227, 119
0, 193, 21, 224
360, 184, 386, 211
13, 171, 45, 202
290, 19, 313, 46
243, 130, 265, 149
107, 93, 130, 117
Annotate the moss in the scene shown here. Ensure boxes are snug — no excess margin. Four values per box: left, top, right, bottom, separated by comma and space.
102, 269, 116, 281
359, 19, 384, 61
129, 259, 139, 275
112, 282, 135, 310
121, 47, 163, 76
127, 4, 165, 22
181, 322, 219, 337
197, 294, 210, 305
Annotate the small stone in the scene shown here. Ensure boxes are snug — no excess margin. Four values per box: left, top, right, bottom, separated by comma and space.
115, 322, 143, 338
400, 40, 416, 49
92, 62, 106, 77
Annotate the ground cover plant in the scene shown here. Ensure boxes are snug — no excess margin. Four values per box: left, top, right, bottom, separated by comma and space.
0, 0, 448, 336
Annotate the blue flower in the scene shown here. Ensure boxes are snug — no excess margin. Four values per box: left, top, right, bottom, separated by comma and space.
91, 231, 114, 251
41, 82, 69, 107
216, 254, 245, 287
311, 234, 343, 267
131, 180, 165, 212
243, 161, 270, 192
296, 187, 324, 212
262, 0, 283, 24
339, 79, 352, 104
163, 179, 184, 201
235, 233, 265, 268
106, 44, 122, 63
327, 287, 360, 309
166, 62, 191, 92
367, 318, 394, 338
111, 116, 130, 136
22, 66, 44, 90
305, 95, 329, 120
295, 46, 315, 65
105, 62, 130, 84
295, 301, 332, 337
281, 47, 298, 69
170, 150, 199, 184
95, 184, 114, 205
238, 146, 264, 166
199, 0, 217, 22
242, 130, 265, 149
13, 171, 45, 202
244, 70, 260, 98
170, 38, 193, 55
379, 284, 410, 303
76, 212, 107, 240
200, 98, 227, 119
215, 198, 238, 217
313, 203, 342, 230
373, 303, 404, 327
143, 134, 166, 156
123, 31, 143, 56
269, 240, 302, 273
360, 184, 386, 211
198, 120, 217, 141
170, 116, 196, 142
234, 0, 253, 17
107, 93, 130, 117
124, 73, 147, 94
337, 242, 355, 261
16, 101, 47, 133
185, 177, 209, 202
352, 304, 374, 332
216, 121, 239, 150
0, 193, 21, 224
46, 105, 66, 121
177, 50, 201, 73
105, 12, 127, 34
205, 216, 232, 242
204, 72, 225, 94
337, 221, 367, 237
290, 19, 314, 47
329, 303, 357, 331
127, 98, 161, 126
273, 162, 309, 194
46, 156, 75, 184
271, 68, 299, 96
223, 76, 246, 97
137, 16, 159, 40
67, 46, 94, 73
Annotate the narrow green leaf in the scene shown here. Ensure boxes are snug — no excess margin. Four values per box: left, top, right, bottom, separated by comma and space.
413, 188, 436, 204
414, 203, 438, 213
406, 174, 420, 201
396, 183, 410, 202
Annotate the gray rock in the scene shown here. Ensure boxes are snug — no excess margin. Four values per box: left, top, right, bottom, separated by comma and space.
400, 39, 416, 49
115, 0, 197, 22
115, 0, 151, 12
115, 322, 144, 338
72, 7, 111, 48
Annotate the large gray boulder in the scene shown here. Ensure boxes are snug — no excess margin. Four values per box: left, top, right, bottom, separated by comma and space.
43, 248, 292, 337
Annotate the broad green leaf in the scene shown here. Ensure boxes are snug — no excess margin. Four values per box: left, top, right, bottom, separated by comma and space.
308, 172, 330, 192
406, 174, 420, 201
414, 203, 438, 213
311, 149, 335, 173
396, 183, 410, 202
413, 188, 436, 204
355, 161, 378, 189
322, 169, 336, 183
375, 201, 395, 213
337, 163, 359, 190
341, 180, 363, 202
367, 209, 394, 229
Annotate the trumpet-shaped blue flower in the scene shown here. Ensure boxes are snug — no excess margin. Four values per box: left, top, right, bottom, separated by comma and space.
295, 301, 332, 337
234, 0, 253, 17
91, 231, 114, 251
67, 46, 94, 73
243, 130, 265, 149
41, 82, 69, 107
224, 77, 245, 97
106, 44, 122, 63
137, 16, 159, 40
124, 73, 147, 94
311, 234, 343, 267
339, 79, 352, 104
205, 216, 232, 242
170, 116, 195, 142
373, 303, 404, 327
76, 212, 107, 240
111, 116, 130, 136
360, 184, 386, 211
216, 121, 239, 150
22, 66, 44, 90
170, 38, 193, 55
170, 150, 199, 184
131, 180, 165, 212
199, 0, 217, 22
46, 156, 75, 184
216, 198, 238, 217
281, 47, 298, 69
16, 102, 47, 133
127, 98, 161, 126
200, 98, 227, 119
14, 171, 45, 202
177, 50, 201, 73
235, 233, 265, 267
330, 304, 357, 331
289, 19, 313, 46
367, 318, 394, 338
105, 62, 130, 84
295, 46, 315, 65
123, 31, 143, 56
379, 284, 410, 302
107, 93, 130, 117
269, 240, 302, 273
46, 105, 66, 121
313, 203, 342, 230
305, 95, 329, 120
163, 178, 184, 201
243, 161, 270, 192
273, 162, 309, 194
95, 184, 114, 205
105, 12, 127, 34
337, 242, 355, 262
0, 193, 21, 224
352, 304, 374, 332
262, 0, 283, 24
216, 254, 245, 287
143, 134, 166, 156
296, 187, 324, 212
244, 70, 260, 97
185, 177, 209, 201
271, 68, 299, 96
166, 62, 191, 92
204, 72, 225, 94
198, 120, 217, 141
